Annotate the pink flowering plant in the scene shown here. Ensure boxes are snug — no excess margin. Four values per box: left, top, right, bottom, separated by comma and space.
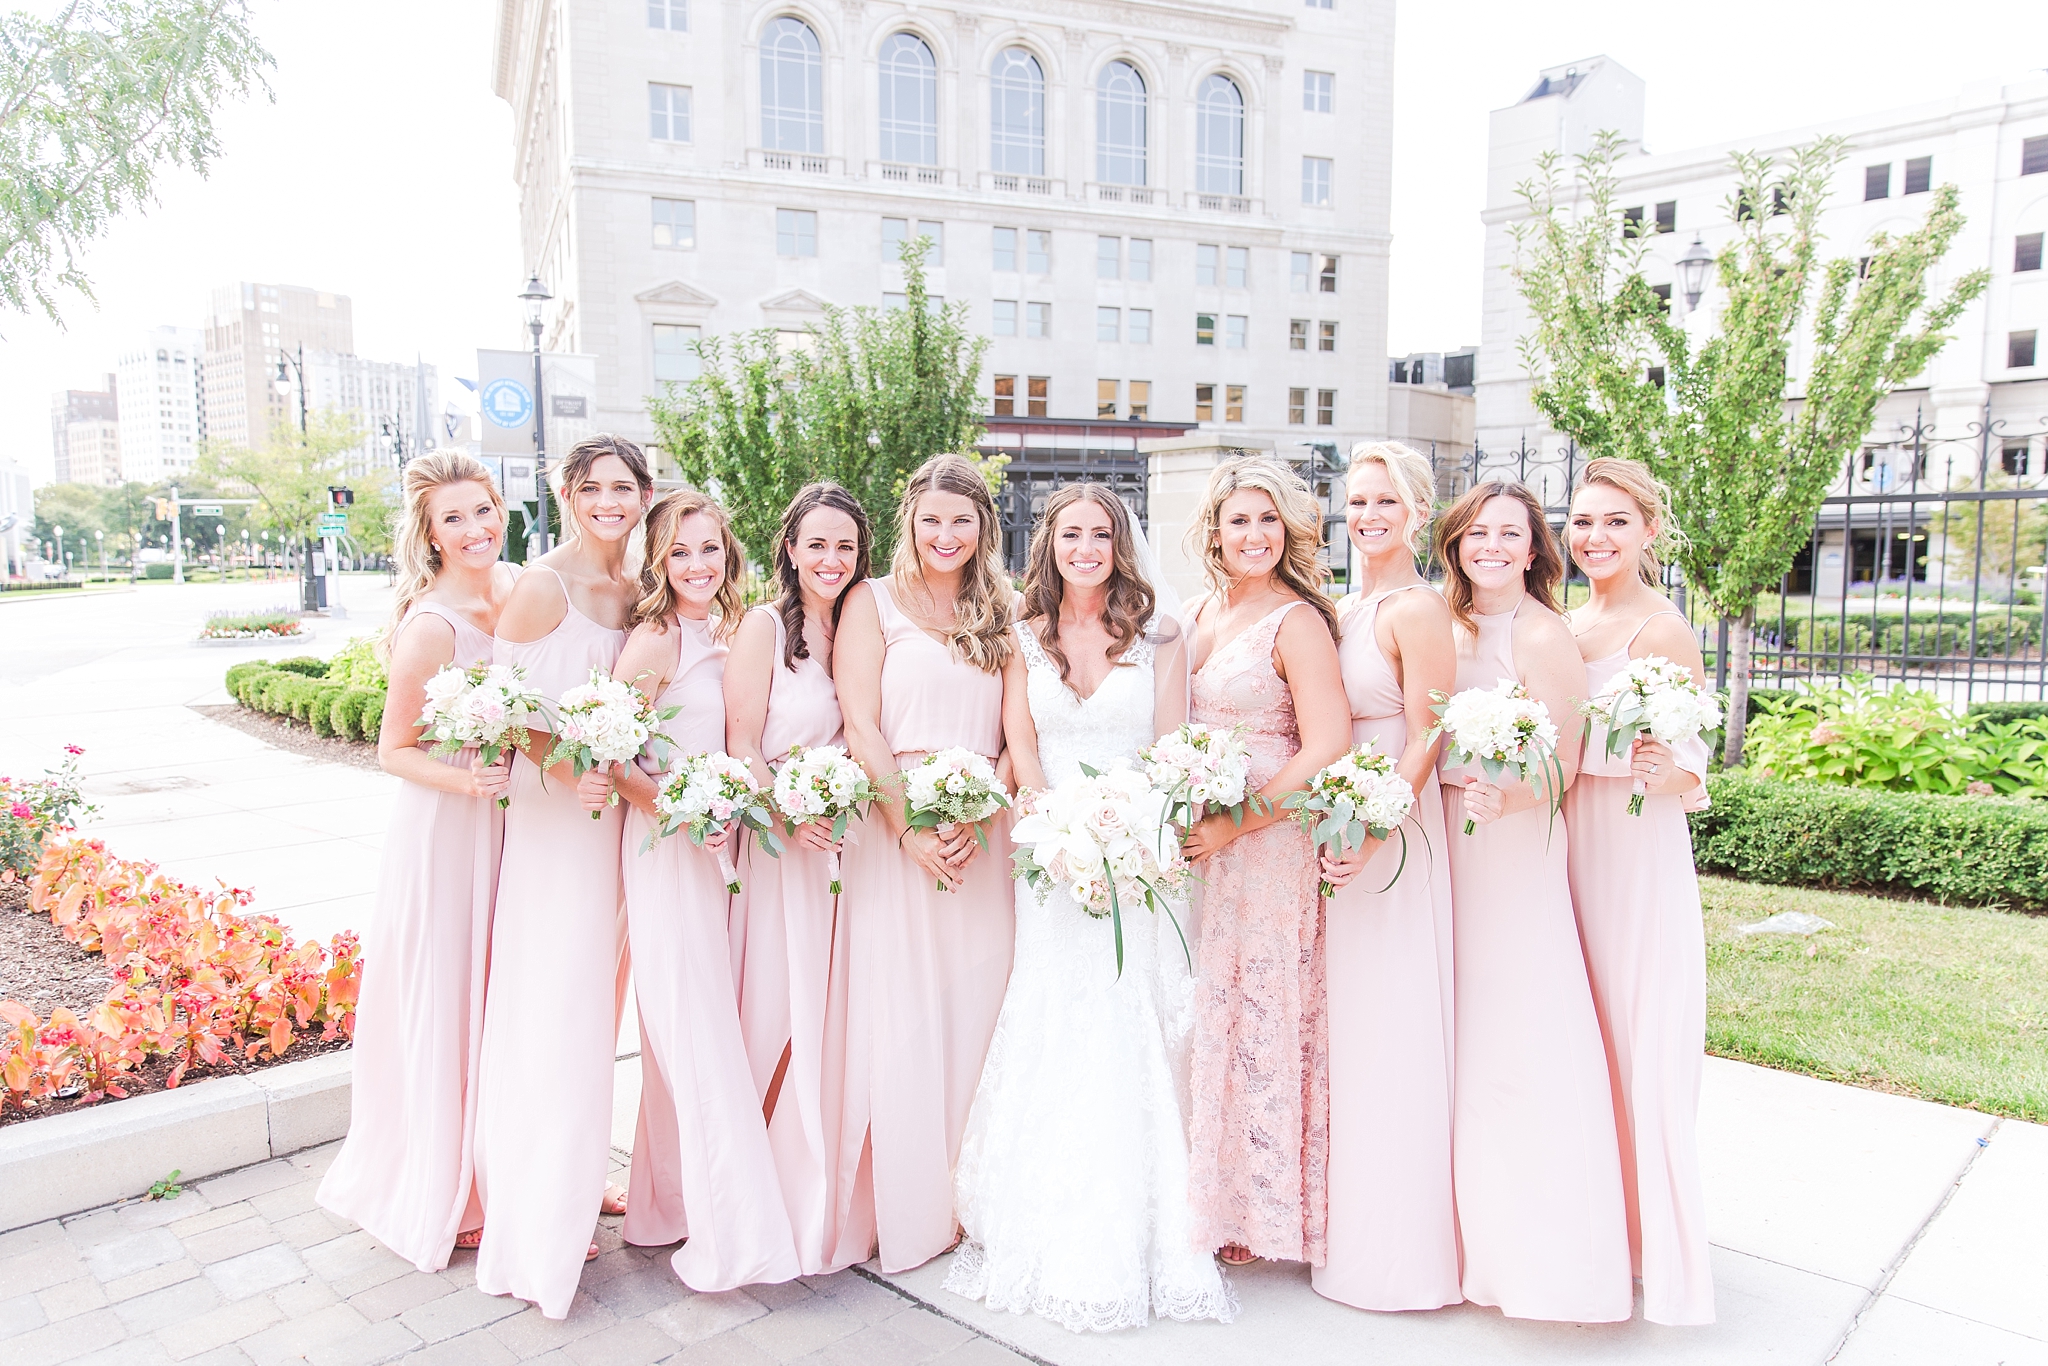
651, 752, 781, 894
1, 745, 96, 879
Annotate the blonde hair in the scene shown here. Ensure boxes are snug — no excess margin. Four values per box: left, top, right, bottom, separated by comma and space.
1572, 456, 1676, 586
889, 453, 1014, 673
1347, 440, 1436, 556
1184, 454, 1340, 641
634, 487, 745, 641
386, 450, 504, 652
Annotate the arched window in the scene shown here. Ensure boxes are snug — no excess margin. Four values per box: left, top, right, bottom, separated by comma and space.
878, 33, 937, 165
990, 46, 1044, 176
1096, 61, 1146, 185
1195, 73, 1244, 195
760, 16, 823, 153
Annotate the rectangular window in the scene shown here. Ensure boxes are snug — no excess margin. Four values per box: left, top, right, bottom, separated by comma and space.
1305, 0, 1332, 8
1027, 230, 1051, 274
1316, 388, 1336, 425
775, 208, 816, 256
1319, 255, 1339, 292
1303, 71, 1333, 113
649, 83, 691, 141
1865, 164, 1890, 200
652, 324, 701, 383
1098, 235, 1120, 279
919, 220, 943, 264
1097, 306, 1120, 342
1128, 308, 1152, 344
1651, 283, 1672, 313
1225, 314, 1247, 349
883, 293, 906, 310
994, 374, 1016, 417
1028, 375, 1048, 417
1026, 302, 1051, 338
993, 226, 1017, 272
887, 217, 943, 263
1622, 205, 1646, 237
993, 300, 1018, 337
1291, 252, 1312, 292
1097, 379, 1119, 419
1197, 244, 1219, 287
1655, 200, 1676, 234
2027, 136, 2048, 176
2018, 232, 2045, 273
1289, 318, 1308, 351
883, 217, 907, 260
1128, 380, 1150, 420
1195, 383, 1215, 423
1226, 246, 1249, 289
1287, 387, 1307, 424
647, 0, 686, 29
1903, 155, 1932, 195
1129, 238, 1153, 282
1225, 384, 1245, 423
652, 197, 695, 249
1318, 320, 1337, 352
2012, 331, 2039, 369
1195, 313, 1216, 346
1302, 157, 1333, 206
2003, 444, 2033, 476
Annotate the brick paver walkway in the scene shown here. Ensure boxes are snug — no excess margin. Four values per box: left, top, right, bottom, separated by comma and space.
0, 1143, 1030, 1366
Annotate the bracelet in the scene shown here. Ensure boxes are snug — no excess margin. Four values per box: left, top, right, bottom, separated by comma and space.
897, 827, 913, 848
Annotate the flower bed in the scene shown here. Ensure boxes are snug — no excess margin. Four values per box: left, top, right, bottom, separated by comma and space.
2, 746, 95, 877
200, 609, 306, 640
224, 633, 388, 744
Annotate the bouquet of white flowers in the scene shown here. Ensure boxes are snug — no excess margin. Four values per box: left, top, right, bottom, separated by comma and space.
1579, 655, 1722, 815
543, 668, 678, 820
652, 751, 781, 893
417, 662, 546, 808
901, 748, 1010, 892
771, 744, 878, 895
1281, 741, 1418, 898
1010, 764, 1190, 978
1427, 680, 1564, 835
1138, 722, 1264, 830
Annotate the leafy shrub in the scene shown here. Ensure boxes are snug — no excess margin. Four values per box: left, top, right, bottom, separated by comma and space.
1773, 612, 2041, 658
331, 689, 382, 743
223, 662, 273, 701
269, 656, 330, 678
0, 747, 96, 877
223, 657, 384, 744
143, 563, 173, 580
323, 633, 388, 691
359, 690, 386, 740
305, 685, 346, 737
1744, 679, 2048, 798
1970, 701, 2048, 725
1690, 775, 2048, 910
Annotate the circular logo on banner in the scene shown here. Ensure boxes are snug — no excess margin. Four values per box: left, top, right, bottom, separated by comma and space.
480, 377, 534, 428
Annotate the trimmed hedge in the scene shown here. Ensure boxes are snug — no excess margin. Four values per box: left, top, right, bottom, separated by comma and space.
224, 650, 388, 745
1970, 701, 2048, 725
1689, 775, 2048, 910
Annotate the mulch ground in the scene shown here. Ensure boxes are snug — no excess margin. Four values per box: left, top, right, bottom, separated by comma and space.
190, 703, 384, 772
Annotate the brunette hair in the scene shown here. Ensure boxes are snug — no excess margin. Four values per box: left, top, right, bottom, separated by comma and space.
1020, 483, 1156, 690
773, 482, 873, 670
554, 434, 653, 540
889, 453, 1013, 673
1184, 454, 1340, 641
1347, 440, 1436, 557
385, 450, 504, 653
633, 487, 745, 640
1432, 479, 1565, 632
1572, 456, 1677, 586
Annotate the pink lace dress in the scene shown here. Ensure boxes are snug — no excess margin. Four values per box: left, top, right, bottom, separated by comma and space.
1185, 601, 1329, 1265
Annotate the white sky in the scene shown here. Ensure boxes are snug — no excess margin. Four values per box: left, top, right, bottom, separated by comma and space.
2, 0, 2040, 485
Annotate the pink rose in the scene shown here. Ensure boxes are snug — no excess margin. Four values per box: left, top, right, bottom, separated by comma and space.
9, 803, 32, 820
711, 798, 735, 820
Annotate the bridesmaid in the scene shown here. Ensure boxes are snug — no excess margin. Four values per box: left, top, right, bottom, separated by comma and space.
1179, 455, 1349, 1269
836, 452, 1015, 1273
473, 435, 650, 1319
318, 453, 517, 1271
1564, 458, 1716, 1326
1435, 479, 1631, 1323
1310, 442, 1461, 1311
727, 483, 877, 1275
608, 489, 802, 1291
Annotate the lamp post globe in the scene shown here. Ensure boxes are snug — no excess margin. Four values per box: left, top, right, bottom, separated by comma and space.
1678, 234, 1714, 311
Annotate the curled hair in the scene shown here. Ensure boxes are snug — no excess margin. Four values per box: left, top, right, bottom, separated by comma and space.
773, 482, 873, 669
889, 453, 1013, 673
1432, 479, 1565, 633
1347, 440, 1436, 557
634, 487, 745, 641
385, 450, 504, 654
1020, 483, 1156, 690
1572, 456, 1678, 586
1183, 454, 1340, 641
555, 434, 653, 540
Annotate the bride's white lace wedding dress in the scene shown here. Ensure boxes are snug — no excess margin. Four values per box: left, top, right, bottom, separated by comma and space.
944, 620, 1237, 1333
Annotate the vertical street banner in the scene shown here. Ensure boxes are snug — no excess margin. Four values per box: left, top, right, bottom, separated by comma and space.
476, 349, 600, 461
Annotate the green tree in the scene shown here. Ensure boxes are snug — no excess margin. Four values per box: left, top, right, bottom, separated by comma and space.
1, 1, 271, 321
649, 238, 998, 564
198, 410, 363, 546
31, 482, 105, 548
1512, 134, 1988, 764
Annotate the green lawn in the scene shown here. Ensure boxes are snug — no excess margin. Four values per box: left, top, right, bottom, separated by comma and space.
1703, 876, 2048, 1122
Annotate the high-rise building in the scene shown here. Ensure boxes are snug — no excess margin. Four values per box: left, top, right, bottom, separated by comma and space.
115, 326, 206, 485
303, 350, 440, 476
202, 282, 355, 450
48, 378, 119, 485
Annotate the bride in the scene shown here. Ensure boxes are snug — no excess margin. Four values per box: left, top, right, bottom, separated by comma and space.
944, 483, 1237, 1332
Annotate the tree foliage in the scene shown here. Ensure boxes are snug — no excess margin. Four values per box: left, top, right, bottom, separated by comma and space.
198, 410, 367, 545
1, 0, 272, 320
648, 239, 1000, 564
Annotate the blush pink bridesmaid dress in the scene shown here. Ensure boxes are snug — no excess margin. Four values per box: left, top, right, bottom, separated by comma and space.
318, 600, 503, 1272
1312, 587, 1460, 1310
621, 615, 801, 1291
472, 567, 629, 1319
1185, 601, 1329, 1266
1566, 611, 1716, 1325
1443, 603, 1631, 1323
838, 576, 1013, 1273
734, 606, 875, 1275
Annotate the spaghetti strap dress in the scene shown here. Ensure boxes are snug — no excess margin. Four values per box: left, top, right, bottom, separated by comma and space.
1566, 611, 1716, 1325
621, 615, 801, 1290
318, 600, 504, 1272
1312, 587, 1461, 1310
733, 606, 874, 1275
1185, 600, 1329, 1266
1443, 603, 1631, 1323
838, 576, 1013, 1273
472, 566, 629, 1320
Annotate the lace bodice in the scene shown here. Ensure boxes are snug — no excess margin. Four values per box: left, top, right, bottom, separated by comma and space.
1016, 622, 1157, 784
1191, 602, 1304, 788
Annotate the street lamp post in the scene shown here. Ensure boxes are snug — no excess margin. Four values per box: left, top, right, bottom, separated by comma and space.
273, 345, 323, 609
95, 529, 104, 583
52, 525, 64, 580
1677, 234, 1714, 313
519, 272, 554, 558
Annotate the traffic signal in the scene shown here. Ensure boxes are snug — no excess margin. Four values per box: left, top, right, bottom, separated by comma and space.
328, 486, 354, 507
152, 498, 171, 521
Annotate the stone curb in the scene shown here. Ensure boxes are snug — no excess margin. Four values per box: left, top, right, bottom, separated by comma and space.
0, 1048, 351, 1232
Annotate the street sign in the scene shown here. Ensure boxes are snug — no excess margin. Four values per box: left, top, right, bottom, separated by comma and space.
189, 504, 223, 517
319, 513, 348, 535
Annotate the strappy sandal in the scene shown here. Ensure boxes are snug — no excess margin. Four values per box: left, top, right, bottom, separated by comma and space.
453, 1229, 483, 1251
600, 1184, 628, 1217
1217, 1243, 1258, 1267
